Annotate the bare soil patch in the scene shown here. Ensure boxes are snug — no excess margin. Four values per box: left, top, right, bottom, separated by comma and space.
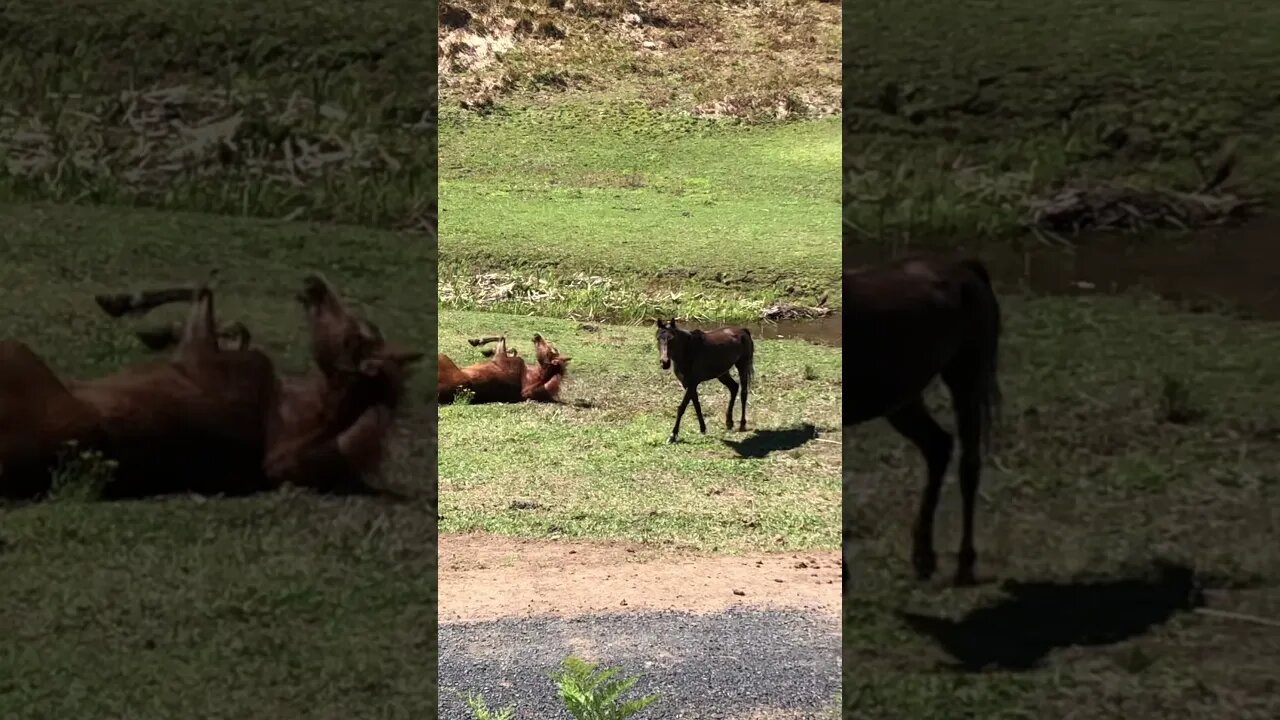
439, 533, 841, 622
438, 0, 840, 117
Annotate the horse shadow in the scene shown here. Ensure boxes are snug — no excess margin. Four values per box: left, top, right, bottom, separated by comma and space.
899, 560, 1208, 671
724, 423, 818, 459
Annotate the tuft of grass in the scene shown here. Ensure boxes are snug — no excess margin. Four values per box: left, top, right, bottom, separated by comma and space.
462, 692, 516, 720
1160, 373, 1207, 425
47, 440, 118, 502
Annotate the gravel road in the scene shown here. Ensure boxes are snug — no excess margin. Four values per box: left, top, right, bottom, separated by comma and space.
438, 607, 840, 719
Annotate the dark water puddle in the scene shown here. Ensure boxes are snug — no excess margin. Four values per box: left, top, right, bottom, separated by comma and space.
588, 217, 1277, 349
680, 313, 844, 348
848, 215, 1280, 321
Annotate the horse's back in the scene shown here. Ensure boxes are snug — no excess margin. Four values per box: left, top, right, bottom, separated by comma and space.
843, 257, 986, 421
700, 327, 752, 350
76, 348, 273, 429
0, 339, 101, 447
437, 353, 461, 374
438, 352, 525, 404
0, 339, 107, 496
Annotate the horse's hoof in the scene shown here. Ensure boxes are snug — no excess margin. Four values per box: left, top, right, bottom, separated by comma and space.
738, 422, 747, 432
912, 552, 937, 581
667, 435, 679, 444
954, 563, 978, 587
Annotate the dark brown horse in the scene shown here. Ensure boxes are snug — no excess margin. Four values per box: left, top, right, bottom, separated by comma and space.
844, 256, 1001, 587
655, 319, 753, 444
437, 334, 570, 405
0, 275, 422, 499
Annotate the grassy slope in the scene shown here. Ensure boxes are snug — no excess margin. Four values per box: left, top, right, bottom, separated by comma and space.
440, 106, 841, 319
0, 203, 438, 718
845, 295, 1280, 718
438, 311, 841, 552
845, 0, 1280, 243
439, 0, 841, 322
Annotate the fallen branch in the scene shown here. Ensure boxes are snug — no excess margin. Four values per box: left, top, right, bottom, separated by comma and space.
1194, 607, 1280, 629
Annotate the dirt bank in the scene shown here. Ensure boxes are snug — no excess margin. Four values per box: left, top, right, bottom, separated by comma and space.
438, 533, 841, 623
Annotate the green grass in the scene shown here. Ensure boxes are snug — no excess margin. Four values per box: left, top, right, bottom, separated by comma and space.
0, 0, 436, 229
845, 294, 1280, 718
438, 310, 840, 552
0, 202, 439, 718
845, 0, 1280, 244
438, 0, 840, 323
439, 105, 841, 322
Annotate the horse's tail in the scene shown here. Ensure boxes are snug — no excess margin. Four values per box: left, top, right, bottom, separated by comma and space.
961, 258, 1001, 454
739, 328, 754, 390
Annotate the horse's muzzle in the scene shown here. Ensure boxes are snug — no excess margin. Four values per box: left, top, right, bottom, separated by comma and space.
660, 359, 671, 370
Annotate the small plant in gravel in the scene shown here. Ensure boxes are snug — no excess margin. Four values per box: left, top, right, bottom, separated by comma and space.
1160, 373, 1207, 425
552, 656, 660, 720
458, 656, 659, 720
461, 691, 516, 720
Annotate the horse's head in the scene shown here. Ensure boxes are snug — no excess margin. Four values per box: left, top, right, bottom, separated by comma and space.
297, 274, 424, 407
655, 318, 682, 371
532, 333, 571, 377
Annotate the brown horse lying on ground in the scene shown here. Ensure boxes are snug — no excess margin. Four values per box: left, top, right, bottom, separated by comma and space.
655, 319, 753, 444
0, 275, 422, 499
437, 334, 570, 405
844, 256, 1002, 587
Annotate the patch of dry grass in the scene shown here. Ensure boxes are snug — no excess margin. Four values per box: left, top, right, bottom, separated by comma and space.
0, 0, 436, 230
439, 0, 840, 119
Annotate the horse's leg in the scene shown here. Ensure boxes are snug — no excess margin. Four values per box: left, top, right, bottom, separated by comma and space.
173, 287, 221, 371
689, 384, 707, 434
136, 321, 252, 352
944, 369, 984, 587
468, 336, 505, 347
886, 394, 953, 581
736, 353, 751, 432
95, 287, 199, 318
716, 373, 739, 431
223, 321, 251, 351
669, 387, 695, 444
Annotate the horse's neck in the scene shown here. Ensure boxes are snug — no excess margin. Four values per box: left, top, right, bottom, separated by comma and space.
524, 363, 559, 387
674, 332, 701, 359
274, 371, 361, 444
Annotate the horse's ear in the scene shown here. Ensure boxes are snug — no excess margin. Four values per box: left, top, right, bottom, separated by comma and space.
559, 356, 572, 364
654, 319, 663, 328
669, 317, 678, 327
